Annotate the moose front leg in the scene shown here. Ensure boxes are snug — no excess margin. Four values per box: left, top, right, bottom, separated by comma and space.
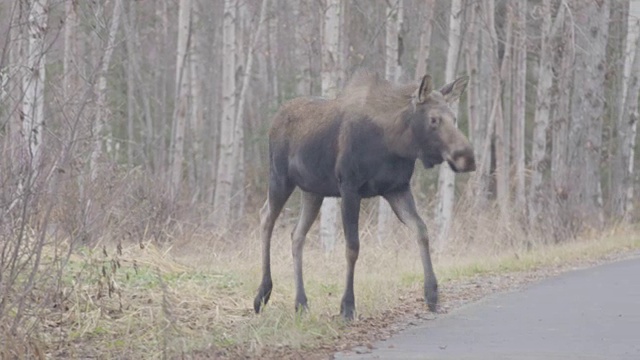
339, 189, 362, 321
384, 189, 438, 312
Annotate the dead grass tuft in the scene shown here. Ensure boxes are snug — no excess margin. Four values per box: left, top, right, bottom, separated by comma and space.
4, 197, 640, 359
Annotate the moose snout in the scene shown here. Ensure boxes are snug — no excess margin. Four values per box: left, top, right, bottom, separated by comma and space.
446, 148, 476, 173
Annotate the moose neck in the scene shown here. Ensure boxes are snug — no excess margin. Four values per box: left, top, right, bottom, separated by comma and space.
380, 108, 420, 160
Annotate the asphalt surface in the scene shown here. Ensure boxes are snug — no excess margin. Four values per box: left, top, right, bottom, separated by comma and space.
336, 257, 640, 360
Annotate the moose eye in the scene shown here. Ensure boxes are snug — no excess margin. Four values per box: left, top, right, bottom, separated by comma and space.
430, 117, 440, 126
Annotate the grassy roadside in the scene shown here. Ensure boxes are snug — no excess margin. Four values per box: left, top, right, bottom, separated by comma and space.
19, 225, 640, 359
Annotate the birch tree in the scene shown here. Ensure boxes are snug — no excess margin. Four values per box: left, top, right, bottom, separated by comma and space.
125, 2, 136, 167
90, 0, 123, 181
551, 7, 572, 207
189, 0, 204, 202
378, 0, 403, 243
568, 0, 609, 227
436, 0, 463, 244
466, 0, 496, 207
415, 0, 436, 78
233, 0, 270, 218
168, 0, 192, 200
612, 0, 640, 219
495, 0, 511, 217
320, 0, 342, 252
214, 0, 238, 225
512, 0, 527, 211
21, 0, 49, 179
529, 0, 559, 225
63, 0, 79, 101
5, 2, 25, 166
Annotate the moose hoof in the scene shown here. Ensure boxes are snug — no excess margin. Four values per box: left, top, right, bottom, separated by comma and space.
295, 296, 309, 314
254, 284, 272, 314
425, 285, 438, 313
340, 302, 356, 321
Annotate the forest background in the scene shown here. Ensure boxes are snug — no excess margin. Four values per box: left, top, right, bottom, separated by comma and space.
1, 0, 640, 358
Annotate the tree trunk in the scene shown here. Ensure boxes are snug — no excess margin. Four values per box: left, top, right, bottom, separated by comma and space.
612, 1, 640, 219
529, 0, 559, 226
512, 0, 527, 212
232, 0, 269, 220
567, 0, 609, 228
90, 0, 123, 181
551, 7, 572, 209
320, 0, 342, 252
126, 41, 135, 167
188, 0, 204, 203
63, 0, 79, 101
22, 0, 49, 180
436, 0, 463, 244
214, 0, 238, 226
123, 2, 155, 172
378, 0, 403, 243
4, 2, 24, 167
467, 0, 495, 208
415, 0, 436, 78
168, 0, 192, 201
495, 0, 511, 219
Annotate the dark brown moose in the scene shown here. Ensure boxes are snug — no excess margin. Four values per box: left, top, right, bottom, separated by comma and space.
254, 72, 476, 320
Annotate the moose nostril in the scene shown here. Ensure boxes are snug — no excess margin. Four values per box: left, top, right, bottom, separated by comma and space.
452, 149, 476, 173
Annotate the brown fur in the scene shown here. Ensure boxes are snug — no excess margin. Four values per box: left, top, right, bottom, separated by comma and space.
255, 71, 476, 320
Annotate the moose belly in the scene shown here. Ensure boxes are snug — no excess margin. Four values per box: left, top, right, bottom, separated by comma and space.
288, 154, 341, 197
357, 161, 414, 198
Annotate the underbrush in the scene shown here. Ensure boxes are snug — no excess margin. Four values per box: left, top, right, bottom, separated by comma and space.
2, 161, 639, 358
2, 219, 638, 359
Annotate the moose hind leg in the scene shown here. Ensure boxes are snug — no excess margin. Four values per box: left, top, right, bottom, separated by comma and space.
291, 191, 323, 313
254, 179, 294, 313
384, 190, 438, 312
339, 190, 361, 320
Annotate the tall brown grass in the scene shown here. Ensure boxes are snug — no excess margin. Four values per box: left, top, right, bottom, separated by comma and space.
1, 159, 638, 358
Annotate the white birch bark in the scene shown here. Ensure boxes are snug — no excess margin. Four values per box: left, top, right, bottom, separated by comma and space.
6, 3, 24, 165
415, 0, 436, 78
495, 0, 511, 218
467, 0, 496, 207
551, 7, 572, 203
613, 1, 640, 219
22, 0, 49, 179
63, 0, 78, 101
214, 0, 238, 225
320, 0, 342, 252
232, 0, 269, 219
189, 0, 204, 202
436, 0, 463, 244
168, 0, 192, 200
90, 0, 122, 181
529, 0, 557, 225
378, 0, 403, 244
126, 4, 135, 168
123, 2, 155, 172
568, 0, 609, 227
512, 0, 527, 211
465, 2, 479, 147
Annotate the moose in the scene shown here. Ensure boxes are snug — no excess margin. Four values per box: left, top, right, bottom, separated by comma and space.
254, 71, 476, 320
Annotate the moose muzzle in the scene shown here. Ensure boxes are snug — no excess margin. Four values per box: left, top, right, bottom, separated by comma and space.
446, 147, 476, 173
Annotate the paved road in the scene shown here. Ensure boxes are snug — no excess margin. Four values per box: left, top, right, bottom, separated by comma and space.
336, 257, 640, 360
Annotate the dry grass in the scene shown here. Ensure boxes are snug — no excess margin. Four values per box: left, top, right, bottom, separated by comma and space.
21, 217, 640, 359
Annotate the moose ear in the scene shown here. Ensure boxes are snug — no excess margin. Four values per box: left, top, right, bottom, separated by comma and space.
440, 75, 469, 103
416, 74, 433, 103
